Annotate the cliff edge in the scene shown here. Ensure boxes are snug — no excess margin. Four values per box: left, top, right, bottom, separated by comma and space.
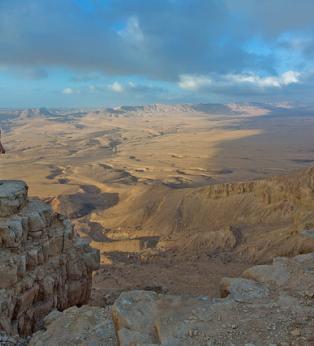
0, 180, 100, 337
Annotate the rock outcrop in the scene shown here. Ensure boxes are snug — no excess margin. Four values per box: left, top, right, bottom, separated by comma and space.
113, 251, 314, 345
28, 305, 116, 346
204, 166, 314, 202
24, 249, 314, 346
0, 180, 100, 337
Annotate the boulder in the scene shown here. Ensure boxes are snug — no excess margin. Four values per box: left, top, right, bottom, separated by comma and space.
28, 306, 116, 346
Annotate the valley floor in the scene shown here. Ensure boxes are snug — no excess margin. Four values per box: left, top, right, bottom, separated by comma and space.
1, 105, 314, 305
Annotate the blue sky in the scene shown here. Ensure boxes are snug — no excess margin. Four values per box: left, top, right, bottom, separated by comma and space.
1, 0, 314, 107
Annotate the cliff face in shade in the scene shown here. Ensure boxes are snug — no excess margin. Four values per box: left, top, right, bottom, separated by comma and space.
0, 180, 100, 336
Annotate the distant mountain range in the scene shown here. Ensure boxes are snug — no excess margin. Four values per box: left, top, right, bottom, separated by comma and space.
1, 102, 314, 128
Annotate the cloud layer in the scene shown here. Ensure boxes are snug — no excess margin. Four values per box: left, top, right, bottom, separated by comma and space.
1, 0, 314, 106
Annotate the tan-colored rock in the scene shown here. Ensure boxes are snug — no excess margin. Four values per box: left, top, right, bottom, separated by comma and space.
0, 180, 100, 337
28, 305, 116, 346
113, 251, 314, 346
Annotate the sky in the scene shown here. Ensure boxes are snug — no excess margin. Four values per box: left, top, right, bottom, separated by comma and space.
1, 0, 314, 107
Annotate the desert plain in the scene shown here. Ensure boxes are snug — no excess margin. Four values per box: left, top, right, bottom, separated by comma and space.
1, 103, 314, 302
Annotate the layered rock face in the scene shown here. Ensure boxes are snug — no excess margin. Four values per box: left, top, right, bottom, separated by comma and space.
0, 180, 100, 336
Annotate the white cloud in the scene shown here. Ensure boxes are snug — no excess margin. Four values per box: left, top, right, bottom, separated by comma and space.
227, 70, 301, 88
62, 87, 80, 95
178, 71, 301, 91
280, 71, 300, 85
178, 74, 212, 90
108, 81, 124, 93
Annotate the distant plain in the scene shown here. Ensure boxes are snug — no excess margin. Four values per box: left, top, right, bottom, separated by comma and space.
1, 103, 314, 300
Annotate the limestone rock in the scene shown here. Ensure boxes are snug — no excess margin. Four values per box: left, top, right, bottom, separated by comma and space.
113, 251, 314, 346
220, 277, 270, 302
0, 180, 100, 337
0, 181, 27, 218
28, 305, 116, 346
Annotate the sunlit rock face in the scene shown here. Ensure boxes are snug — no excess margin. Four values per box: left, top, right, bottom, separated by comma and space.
0, 180, 100, 336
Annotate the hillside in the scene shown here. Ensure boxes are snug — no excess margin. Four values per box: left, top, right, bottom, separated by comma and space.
90, 167, 314, 262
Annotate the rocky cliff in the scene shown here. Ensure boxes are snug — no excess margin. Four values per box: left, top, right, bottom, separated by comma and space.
0, 180, 100, 337
204, 166, 314, 202
24, 246, 314, 346
2, 175, 314, 345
